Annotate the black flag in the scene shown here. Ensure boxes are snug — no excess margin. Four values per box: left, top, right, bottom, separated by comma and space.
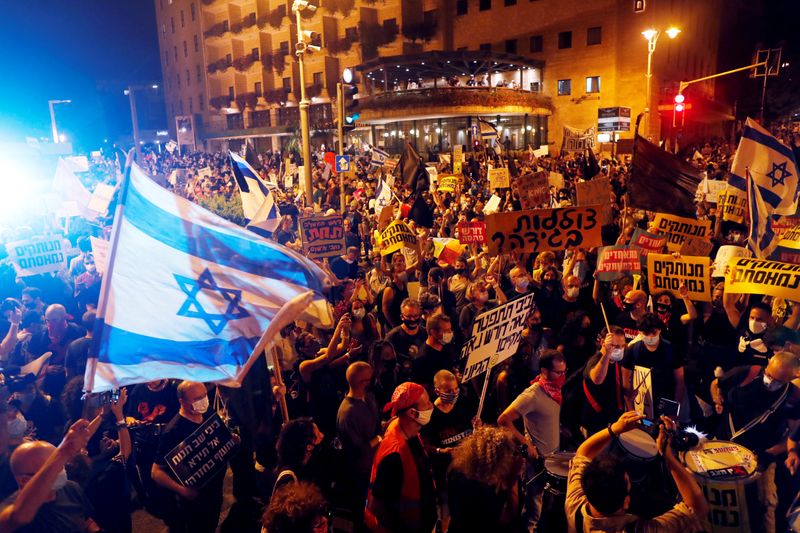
629, 134, 702, 216
244, 142, 262, 171
583, 148, 600, 180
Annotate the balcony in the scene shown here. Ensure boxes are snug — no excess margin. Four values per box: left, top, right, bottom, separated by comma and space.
235, 92, 258, 111
266, 6, 287, 30
209, 95, 232, 110
207, 57, 232, 74
232, 55, 257, 72
204, 20, 230, 39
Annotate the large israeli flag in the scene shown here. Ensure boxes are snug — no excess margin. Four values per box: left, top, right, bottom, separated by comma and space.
731, 117, 799, 215
84, 163, 332, 392
371, 146, 390, 167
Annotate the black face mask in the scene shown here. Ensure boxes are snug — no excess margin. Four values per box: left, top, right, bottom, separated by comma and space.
403, 319, 419, 329
383, 359, 397, 371
655, 304, 671, 314
529, 324, 543, 333
622, 301, 634, 312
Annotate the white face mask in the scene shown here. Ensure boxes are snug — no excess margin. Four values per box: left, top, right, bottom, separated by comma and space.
51, 469, 68, 492
192, 396, 210, 414
7, 412, 27, 439
642, 335, 660, 347
609, 348, 625, 362
749, 319, 768, 335
515, 279, 530, 290
566, 287, 580, 298
763, 374, 784, 392
414, 408, 434, 426
441, 332, 454, 345
352, 308, 365, 319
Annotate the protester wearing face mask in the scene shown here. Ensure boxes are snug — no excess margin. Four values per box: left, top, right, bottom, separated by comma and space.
412, 315, 456, 391
621, 313, 686, 416
498, 350, 567, 532
458, 279, 506, 337
0, 417, 103, 533
508, 266, 534, 300
614, 289, 648, 342
582, 326, 628, 435
330, 246, 360, 282
8, 374, 64, 446
365, 382, 438, 533
729, 301, 776, 369
711, 352, 800, 533
152, 381, 226, 533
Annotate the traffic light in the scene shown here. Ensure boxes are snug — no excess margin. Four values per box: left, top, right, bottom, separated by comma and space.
341, 68, 360, 132
673, 93, 685, 127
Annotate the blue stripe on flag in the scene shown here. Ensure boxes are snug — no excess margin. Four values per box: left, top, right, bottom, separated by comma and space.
743, 126, 796, 161
728, 173, 746, 191
758, 184, 783, 210
124, 179, 324, 292
96, 321, 256, 366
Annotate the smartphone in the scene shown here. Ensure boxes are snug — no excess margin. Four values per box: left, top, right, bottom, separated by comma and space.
657, 398, 681, 418
640, 418, 656, 428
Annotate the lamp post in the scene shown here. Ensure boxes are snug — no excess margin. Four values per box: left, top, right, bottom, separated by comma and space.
48, 99, 72, 144
125, 84, 160, 161
642, 27, 680, 138
292, 0, 319, 208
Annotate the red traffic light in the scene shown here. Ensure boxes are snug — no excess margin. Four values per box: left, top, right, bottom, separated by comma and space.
674, 93, 685, 104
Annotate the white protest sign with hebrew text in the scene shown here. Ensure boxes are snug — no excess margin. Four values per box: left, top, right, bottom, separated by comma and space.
6, 236, 68, 277
633, 365, 654, 419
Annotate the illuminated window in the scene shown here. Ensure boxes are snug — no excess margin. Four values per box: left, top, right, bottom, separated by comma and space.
585, 76, 600, 93
557, 79, 571, 95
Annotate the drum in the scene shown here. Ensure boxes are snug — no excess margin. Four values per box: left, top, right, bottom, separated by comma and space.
543, 452, 574, 496
680, 440, 760, 533
616, 428, 658, 483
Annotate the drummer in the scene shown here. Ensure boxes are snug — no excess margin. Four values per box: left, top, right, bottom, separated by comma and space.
565, 411, 708, 532
711, 351, 800, 533
581, 326, 628, 436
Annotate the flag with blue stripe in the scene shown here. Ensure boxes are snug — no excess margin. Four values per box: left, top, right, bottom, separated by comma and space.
371, 146, 390, 167
731, 118, 800, 215
478, 118, 499, 140
747, 168, 778, 259
84, 163, 332, 392
229, 151, 278, 218
375, 178, 391, 217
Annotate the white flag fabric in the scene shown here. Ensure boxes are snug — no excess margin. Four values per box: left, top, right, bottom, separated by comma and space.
51, 158, 95, 219
375, 178, 392, 217
85, 163, 332, 392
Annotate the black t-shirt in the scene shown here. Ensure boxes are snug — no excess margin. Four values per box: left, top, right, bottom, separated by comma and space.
330, 256, 358, 280
385, 326, 427, 361
126, 382, 180, 425
371, 437, 437, 533
581, 352, 625, 432
622, 339, 682, 412
734, 316, 773, 368
421, 394, 475, 449
1, 481, 91, 533
64, 337, 91, 378
614, 312, 641, 343
412, 343, 455, 389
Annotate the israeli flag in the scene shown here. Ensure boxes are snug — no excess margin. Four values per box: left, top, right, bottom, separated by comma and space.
478, 118, 499, 140
371, 146, 390, 167
731, 118, 800, 215
375, 178, 392, 217
84, 163, 332, 392
747, 168, 778, 259
229, 151, 278, 219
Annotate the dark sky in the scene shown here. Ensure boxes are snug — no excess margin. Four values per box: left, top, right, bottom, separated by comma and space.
0, 1, 161, 149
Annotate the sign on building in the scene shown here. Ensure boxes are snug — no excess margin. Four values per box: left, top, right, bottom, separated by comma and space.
597, 107, 632, 133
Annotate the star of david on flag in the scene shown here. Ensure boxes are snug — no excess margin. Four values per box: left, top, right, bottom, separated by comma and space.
175, 269, 249, 334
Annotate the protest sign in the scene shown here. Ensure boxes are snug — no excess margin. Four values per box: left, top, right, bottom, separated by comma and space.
517, 171, 550, 209
647, 253, 712, 302
652, 213, 711, 252
87, 183, 116, 214
197, 167, 213, 180
533, 145, 549, 158
379, 220, 418, 256
548, 171, 564, 191
633, 365, 654, 419
453, 161, 462, 175
725, 257, 800, 301
438, 153, 451, 166
484, 206, 602, 255
774, 223, 800, 264
299, 216, 345, 259
713, 245, 750, 277
630, 228, 666, 259
772, 217, 800, 241
453, 144, 463, 163
462, 293, 536, 381
680, 236, 714, 258
576, 177, 613, 224
719, 186, 747, 224
165, 414, 239, 489
699, 179, 726, 204
457, 221, 487, 244
6, 236, 67, 277
483, 194, 501, 214
562, 125, 596, 153
437, 175, 458, 193
488, 167, 510, 189
596, 246, 641, 281
89, 237, 110, 275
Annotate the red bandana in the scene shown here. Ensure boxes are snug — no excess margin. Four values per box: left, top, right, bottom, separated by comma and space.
531, 375, 563, 405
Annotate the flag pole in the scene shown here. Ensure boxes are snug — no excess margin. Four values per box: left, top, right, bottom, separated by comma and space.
476, 365, 492, 420
269, 346, 291, 423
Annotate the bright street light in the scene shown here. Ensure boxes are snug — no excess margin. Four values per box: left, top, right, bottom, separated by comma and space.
59, 133, 67, 143
642, 27, 681, 137
665, 27, 681, 39
641, 29, 657, 41
48, 99, 72, 144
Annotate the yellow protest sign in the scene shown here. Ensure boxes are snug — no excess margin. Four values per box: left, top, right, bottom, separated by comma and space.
652, 213, 712, 253
647, 253, 712, 302
453, 160, 462, 175
437, 175, 458, 193
488, 167, 510, 189
484, 206, 602, 255
378, 220, 418, 256
725, 257, 800, 301
719, 185, 747, 224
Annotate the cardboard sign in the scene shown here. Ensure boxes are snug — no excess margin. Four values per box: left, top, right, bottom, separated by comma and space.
488, 167, 510, 189
719, 186, 747, 224
630, 228, 667, 258
713, 246, 750, 278
725, 257, 800, 302
548, 171, 564, 191
699, 179, 726, 204
647, 253, 712, 302
483, 194, 501, 214
652, 213, 712, 253
562, 125, 596, 153
165, 414, 239, 489
379, 220, 418, 256
576, 177, 613, 224
299, 216, 345, 259
596, 246, 641, 281
462, 294, 536, 381
87, 183, 116, 215
484, 206, 602, 255
533, 145, 549, 158
437, 175, 458, 193
517, 171, 550, 209
89, 237, 110, 275
680, 236, 714, 257
633, 365, 654, 419
457, 221, 487, 244
6, 236, 68, 277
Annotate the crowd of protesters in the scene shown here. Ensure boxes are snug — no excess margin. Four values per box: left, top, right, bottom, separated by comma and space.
1, 128, 800, 533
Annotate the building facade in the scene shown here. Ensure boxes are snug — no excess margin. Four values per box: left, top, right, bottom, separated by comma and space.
154, 0, 731, 154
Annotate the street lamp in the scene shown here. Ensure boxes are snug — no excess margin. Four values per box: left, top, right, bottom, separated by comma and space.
48, 99, 72, 144
642, 27, 680, 137
292, 0, 318, 207
125, 84, 160, 161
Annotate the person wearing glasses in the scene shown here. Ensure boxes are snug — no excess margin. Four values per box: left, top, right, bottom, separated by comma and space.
498, 349, 567, 532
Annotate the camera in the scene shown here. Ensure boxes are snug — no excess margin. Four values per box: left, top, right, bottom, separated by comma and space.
1, 298, 21, 314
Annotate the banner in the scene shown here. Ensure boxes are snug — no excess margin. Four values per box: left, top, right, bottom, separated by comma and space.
633, 365, 654, 419
774, 222, 800, 264
719, 185, 748, 224
89, 237, 110, 275
437, 175, 458, 193
713, 245, 750, 278
680, 237, 714, 258
562, 125, 596, 153
517, 171, 550, 209
652, 213, 712, 253
485, 206, 602, 255
488, 167, 510, 189
647, 253, 712, 302
165, 414, 239, 489
533, 145, 549, 158
462, 294, 536, 381
576, 177, 613, 224
630, 228, 666, 259
725, 257, 800, 301
87, 183, 116, 215
299, 216, 345, 259
457, 221, 487, 244
548, 171, 564, 191
596, 246, 641, 281
6, 235, 68, 277
379, 220, 418, 256
699, 179, 726, 204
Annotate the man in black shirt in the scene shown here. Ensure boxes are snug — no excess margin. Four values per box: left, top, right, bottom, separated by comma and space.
613, 289, 648, 343
582, 326, 627, 434
412, 315, 455, 392
152, 381, 226, 533
385, 300, 427, 364
329, 247, 360, 282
